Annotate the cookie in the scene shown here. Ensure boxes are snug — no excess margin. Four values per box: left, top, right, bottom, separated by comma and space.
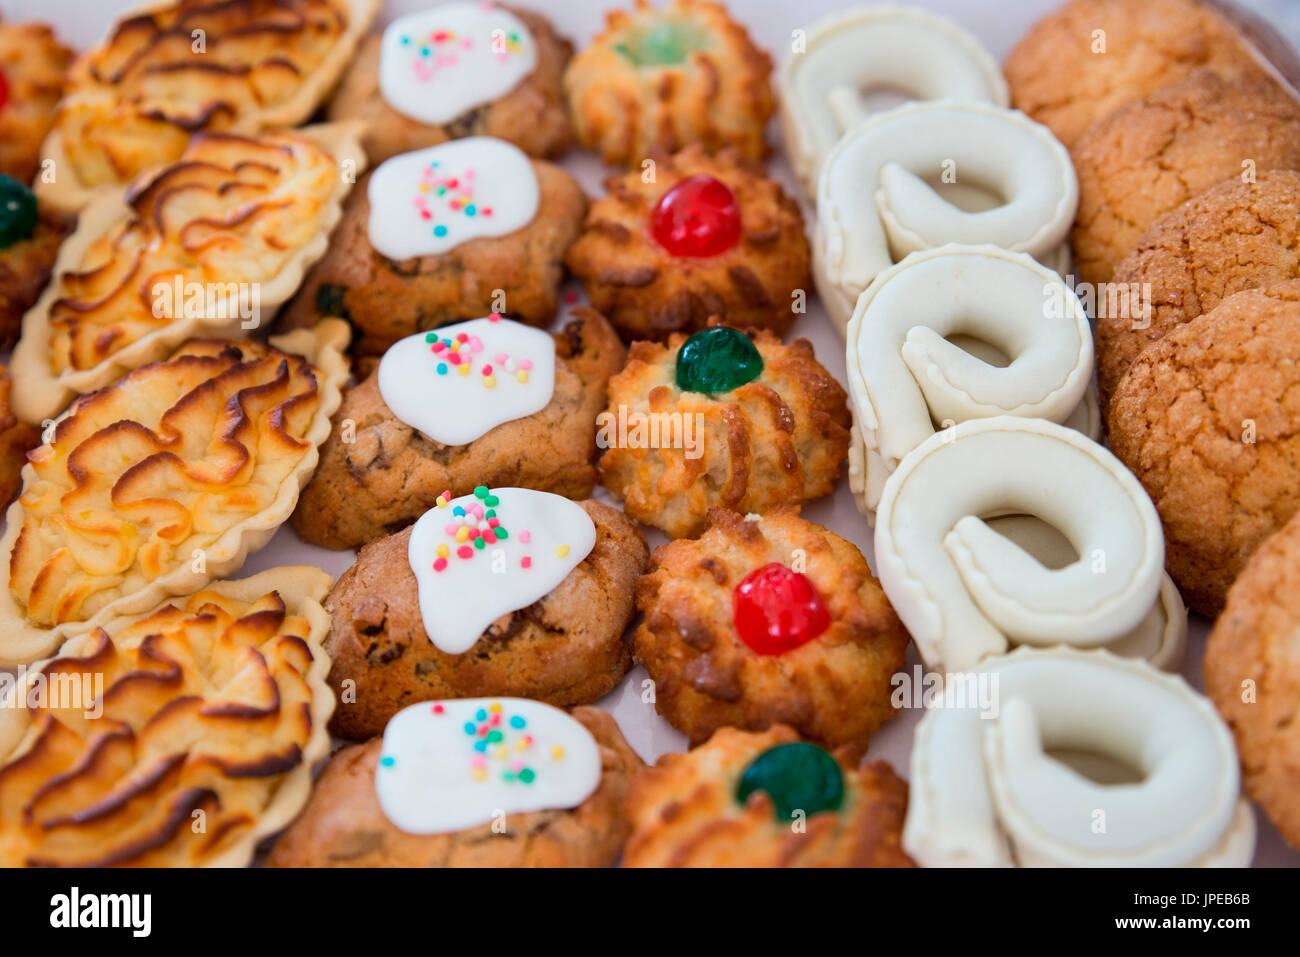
566, 144, 808, 340
267, 703, 642, 867
564, 0, 773, 167
1005, 0, 1273, 148
0, 18, 72, 185
294, 310, 624, 550
326, 3, 573, 165
1205, 508, 1300, 852
279, 138, 586, 357
324, 495, 648, 740
1097, 170, 1300, 408
1108, 281, 1300, 616
0, 176, 68, 349
622, 725, 915, 867
0, 366, 36, 508
599, 325, 849, 538
1070, 70, 1300, 286
634, 507, 908, 749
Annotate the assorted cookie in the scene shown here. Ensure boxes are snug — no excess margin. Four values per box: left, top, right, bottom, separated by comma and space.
0, 366, 37, 508
0, 175, 68, 349
0, 17, 72, 184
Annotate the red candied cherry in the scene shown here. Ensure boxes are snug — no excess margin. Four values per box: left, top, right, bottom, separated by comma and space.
651, 174, 742, 258
732, 562, 830, 655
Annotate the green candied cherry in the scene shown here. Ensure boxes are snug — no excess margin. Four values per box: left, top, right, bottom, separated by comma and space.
614, 20, 703, 66
674, 326, 763, 394
0, 175, 38, 250
736, 741, 844, 822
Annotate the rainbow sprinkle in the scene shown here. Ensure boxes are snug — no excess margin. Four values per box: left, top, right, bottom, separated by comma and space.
423, 318, 535, 389
448, 700, 559, 784
413, 160, 495, 243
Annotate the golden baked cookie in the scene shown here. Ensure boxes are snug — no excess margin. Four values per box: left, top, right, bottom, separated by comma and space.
622, 725, 915, 867
1070, 70, 1300, 286
294, 310, 624, 550
0, 367, 36, 508
324, 499, 648, 740
1205, 509, 1300, 852
564, 0, 773, 166
599, 325, 849, 538
634, 507, 908, 749
566, 145, 807, 340
1098, 170, 1300, 409
327, 4, 573, 165
0, 568, 333, 867
1004, 0, 1273, 148
1108, 281, 1300, 616
0, 180, 69, 348
0, 18, 72, 184
267, 705, 642, 867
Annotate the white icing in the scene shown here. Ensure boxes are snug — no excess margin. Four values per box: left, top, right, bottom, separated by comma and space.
408, 487, 596, 654
378, 2, 538, 126
375, 697, 602, 835
366, 138, 540, 261
378, 316, 556, 446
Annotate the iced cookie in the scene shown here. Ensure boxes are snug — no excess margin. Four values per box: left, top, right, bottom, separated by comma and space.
845, 245, 1094, 518
1097, 170, 1300, 409
36, 0, 378, 215
0, 175, 69, 348
599, 325, 849, 539
323, 490, 647, 740
566, 145, 808, 340
327, 3, 573, 165
11, 125, 364, 425
0, 568, 334, 867
1071, 70, 1300, 287
1108, 281, 1300, 617
280, 137, 585, 357
1205, 509, 1300, 852
875, 417, 1182, 673
0, 17, 72, 185
634, 508, 908, 750
294, 310, 624, 550
778, 6, 1007, 196
905, 646, 1255, 867
0, 367, 36, 508
623, 725, 915, 867
813, 100, 1076, 334
267, 702, 642, 867
564, 0, 773, 167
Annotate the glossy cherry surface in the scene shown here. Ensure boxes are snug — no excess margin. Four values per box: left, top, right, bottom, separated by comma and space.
732, 562, 830, 655
736, 742, 844, 821
651, 174, 741, 258
674, 326, 763, 394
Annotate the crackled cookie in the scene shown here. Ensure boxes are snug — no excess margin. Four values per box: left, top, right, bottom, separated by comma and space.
1108, 281, 1300, 617
1005, 0, 1274, 148
11, 126, 364, 425
599, 326, 849, 538
1071, 71, 1300, 286
634, 508, 907, 750
0, 568, 333, 867
268, 702, 641, 867
0, 18, 72, 184
1205, 510, 1300, 852
0, 323, 348, 666
564, 0, 773, 167
566, 145, 807, 340
295, 310, 623, 550
281, 137, 585, 357
0, 175, 69, 348
37, 0, 377, 215
905, 646, 1255, 867
623, 725, 914, 867
324, 490, 647, 740
1097, 171, 1300, 408
328, 2, 572, 165
0, 367, 36, 508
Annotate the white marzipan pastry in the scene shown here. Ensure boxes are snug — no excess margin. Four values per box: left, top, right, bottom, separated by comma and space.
904, 646, 1256, 868
813, 100, 1077, 335
777, 6, 1007, 197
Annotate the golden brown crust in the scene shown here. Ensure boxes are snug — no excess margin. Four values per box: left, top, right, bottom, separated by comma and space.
324, 500, 648, 741
0, 367, 36, 508
294, 310, 625, 550
599, 327, 848, 538
0, 19, 73, 184
1108, 281, 1300, 616
0, 213, 68, 349
1205, 510, 1300, 852
634, 507, 908, 749
1004, 0, 1273, 149
266, 707, 642, 867
566, 145, 807, 340
326, 6, 574, 164
279, 160, 586, 357
1098, 171, 1300, 410
1070, 70, 1300, 286
622, 725, 915, 867
564, 0, 773, 166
